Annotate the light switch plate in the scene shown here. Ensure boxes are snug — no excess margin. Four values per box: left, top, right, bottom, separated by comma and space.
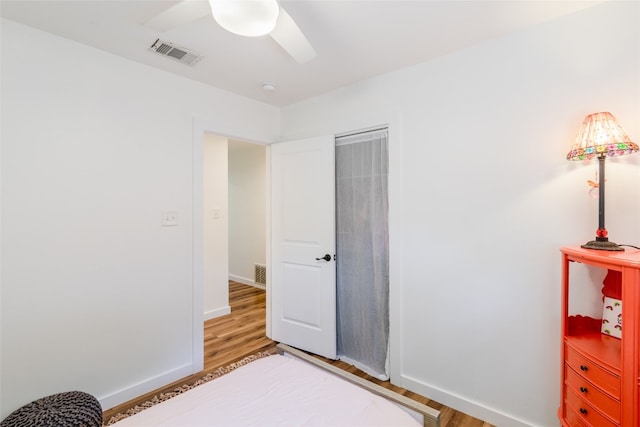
161, 211, 178, 226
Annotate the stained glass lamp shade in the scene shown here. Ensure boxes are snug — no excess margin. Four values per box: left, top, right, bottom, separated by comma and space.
567, 112, 638, 251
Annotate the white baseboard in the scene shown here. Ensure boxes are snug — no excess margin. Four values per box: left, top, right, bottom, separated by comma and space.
228, 274, 265, 290
204, 305, 231, 321
397, 374, 534, 427
99, 362, 195, 411
228, 274, 252, 286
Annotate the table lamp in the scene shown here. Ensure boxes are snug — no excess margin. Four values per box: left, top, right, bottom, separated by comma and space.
567, 112, 638, 251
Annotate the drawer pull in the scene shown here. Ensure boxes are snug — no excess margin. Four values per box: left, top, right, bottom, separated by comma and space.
580, 365, 588, 372
579, 386, 588, 393
579, 408, 588, 415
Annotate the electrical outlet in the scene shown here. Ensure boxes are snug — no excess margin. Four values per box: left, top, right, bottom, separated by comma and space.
161, 211, 178, 226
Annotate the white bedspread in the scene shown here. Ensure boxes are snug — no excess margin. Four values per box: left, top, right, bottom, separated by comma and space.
113, 354, 421, 426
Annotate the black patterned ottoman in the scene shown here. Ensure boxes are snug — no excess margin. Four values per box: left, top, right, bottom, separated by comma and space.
0, 391, 102, 427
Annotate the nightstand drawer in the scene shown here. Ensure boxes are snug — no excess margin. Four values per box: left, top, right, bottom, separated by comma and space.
565, 366, 620, 422
566, 346, 620, 397
565, 387, 618, 427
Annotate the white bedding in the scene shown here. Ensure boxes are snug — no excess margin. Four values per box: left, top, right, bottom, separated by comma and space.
114, 354, 421, 426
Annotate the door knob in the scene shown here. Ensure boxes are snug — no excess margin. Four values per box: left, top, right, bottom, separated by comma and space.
316, 254, 332, 262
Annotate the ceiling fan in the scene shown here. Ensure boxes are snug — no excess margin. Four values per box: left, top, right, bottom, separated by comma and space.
143, 0, 317, 64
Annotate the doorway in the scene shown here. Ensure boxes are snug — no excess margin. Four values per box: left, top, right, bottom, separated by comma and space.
227, 140, 267, 290
201, 133, 267, 322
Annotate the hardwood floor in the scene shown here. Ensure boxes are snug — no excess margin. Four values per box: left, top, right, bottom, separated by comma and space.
203, 281, 274, 371
104, 281, 494, 427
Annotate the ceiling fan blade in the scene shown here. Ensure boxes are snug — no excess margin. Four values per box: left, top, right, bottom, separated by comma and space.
269, 7, 317, 64
143, 1, 211, 32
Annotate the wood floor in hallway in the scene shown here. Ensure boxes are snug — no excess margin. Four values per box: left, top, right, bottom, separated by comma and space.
104, 281, 494, 427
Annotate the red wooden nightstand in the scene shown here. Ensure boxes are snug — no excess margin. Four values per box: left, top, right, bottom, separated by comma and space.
559, 246, 640, 427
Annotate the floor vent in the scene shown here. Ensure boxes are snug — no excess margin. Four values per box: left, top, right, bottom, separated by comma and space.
149, 39, 203, 66
254, 264, 266, 286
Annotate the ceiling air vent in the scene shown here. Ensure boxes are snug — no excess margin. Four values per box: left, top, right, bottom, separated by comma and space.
149, 39, 203, 66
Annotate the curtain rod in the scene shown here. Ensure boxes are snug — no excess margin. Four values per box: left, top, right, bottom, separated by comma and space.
335, 126, 388, 140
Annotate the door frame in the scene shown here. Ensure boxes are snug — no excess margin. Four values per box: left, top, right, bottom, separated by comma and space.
192, 117, 272, 372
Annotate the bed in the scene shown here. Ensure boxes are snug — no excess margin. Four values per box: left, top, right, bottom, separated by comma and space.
110, 343, 441, 426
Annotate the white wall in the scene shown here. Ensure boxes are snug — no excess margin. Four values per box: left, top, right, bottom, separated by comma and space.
0, 18, 279, 417
228, 141, 266, 286
203, 134, 230, 320
280, 2, 639, 426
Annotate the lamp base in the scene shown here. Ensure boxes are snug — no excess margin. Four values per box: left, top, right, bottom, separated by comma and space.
581, 239, 624, 251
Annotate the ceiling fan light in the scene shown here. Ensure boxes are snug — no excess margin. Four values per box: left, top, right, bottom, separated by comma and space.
209, 0, 280, 37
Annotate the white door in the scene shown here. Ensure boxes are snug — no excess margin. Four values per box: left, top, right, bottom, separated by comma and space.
270, 135, 336, 359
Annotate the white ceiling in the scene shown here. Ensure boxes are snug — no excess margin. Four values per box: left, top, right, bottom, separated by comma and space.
1, 0, 604, 107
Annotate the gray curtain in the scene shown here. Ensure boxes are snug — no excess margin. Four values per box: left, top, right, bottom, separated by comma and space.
335, 128, 389, 380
